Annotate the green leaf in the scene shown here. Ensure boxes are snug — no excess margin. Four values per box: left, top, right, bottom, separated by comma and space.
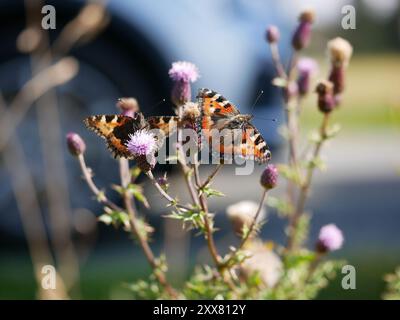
166, 208, 206, 233
130, 166, 142, 180
98, 214, 112, 225
201, 187, 225, 198
307, 156, 327, 171
98, 207, 130, 230
308, 130, 323, 143
127, 184, 150, 208
325, 123, 341, 139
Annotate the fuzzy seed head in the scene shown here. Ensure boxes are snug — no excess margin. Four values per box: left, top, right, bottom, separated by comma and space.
327, 37, 353, 67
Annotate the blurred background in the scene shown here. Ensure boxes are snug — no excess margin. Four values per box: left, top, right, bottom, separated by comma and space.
0, 0, 399, 299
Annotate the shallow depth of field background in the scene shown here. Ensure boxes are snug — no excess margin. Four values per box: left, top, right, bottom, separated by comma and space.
0, 0, 399, 299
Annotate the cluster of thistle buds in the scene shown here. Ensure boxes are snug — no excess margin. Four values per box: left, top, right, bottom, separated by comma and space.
266, 10, 353, 114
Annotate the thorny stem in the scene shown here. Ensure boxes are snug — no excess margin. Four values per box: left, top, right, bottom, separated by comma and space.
145, 171, 192, 211
119, 159, 178, 299
174, 102, 222, 268
287, 114, 331, 251
192, 160, 239, 291
176, 104, 199, 206
199, 164, 224, 190
269, 43, 300, 208
78, 154, 122, 212
193, 164, 221, 267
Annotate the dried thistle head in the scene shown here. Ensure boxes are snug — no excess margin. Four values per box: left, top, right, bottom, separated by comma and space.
299, 9, 315, 23
182, 102, 200, 120
238, 240, 283, 288
226, 201, 266, 236
327, 37, 353, 68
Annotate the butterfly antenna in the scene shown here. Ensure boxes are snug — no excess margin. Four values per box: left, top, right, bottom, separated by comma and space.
250, 90, 264, 114
254, 116, 277, 122
148, 98, 167, 114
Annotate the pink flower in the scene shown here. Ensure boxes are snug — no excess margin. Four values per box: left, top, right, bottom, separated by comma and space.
126, 130, 156, 157
317, 224, 344, 253
168, 61, 199, 83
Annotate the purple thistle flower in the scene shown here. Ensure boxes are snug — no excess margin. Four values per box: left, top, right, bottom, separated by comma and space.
316, 224, 344, 253
168, 61, 199, 83
126, 130, 156, 157
260, 164, 278, 190
66, 132, 86, 156
297, 57, 318, 96
169, 61, 199, 106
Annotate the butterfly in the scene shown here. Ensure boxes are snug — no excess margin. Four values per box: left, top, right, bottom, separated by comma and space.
196, 88, 271, 163
84, 89, 271, 163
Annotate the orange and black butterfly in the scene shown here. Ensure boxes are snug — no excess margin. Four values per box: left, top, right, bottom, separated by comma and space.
196, 88, 271, 163
84, 89, 271, 163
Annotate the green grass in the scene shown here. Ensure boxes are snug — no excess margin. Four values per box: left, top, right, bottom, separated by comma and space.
1, 251, 398, 300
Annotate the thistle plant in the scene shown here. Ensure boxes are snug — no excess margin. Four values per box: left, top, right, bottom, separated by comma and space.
68, 9, 353, 299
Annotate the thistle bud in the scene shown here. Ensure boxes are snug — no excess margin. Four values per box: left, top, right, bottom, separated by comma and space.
66, 132, 86, 156
117, 97, 139, 117
168, 61, 199, 106
260, 164, 278, 190
316, 224, 344, 253
266, 25, 280, 43
316, 80, 335, 113
292, 10, 315, 50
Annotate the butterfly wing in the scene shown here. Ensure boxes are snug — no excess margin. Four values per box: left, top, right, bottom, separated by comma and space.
84, 113, 146, 159
147, 116, 179, 135
235, 122, 271, 163
197, 88, 239, 132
